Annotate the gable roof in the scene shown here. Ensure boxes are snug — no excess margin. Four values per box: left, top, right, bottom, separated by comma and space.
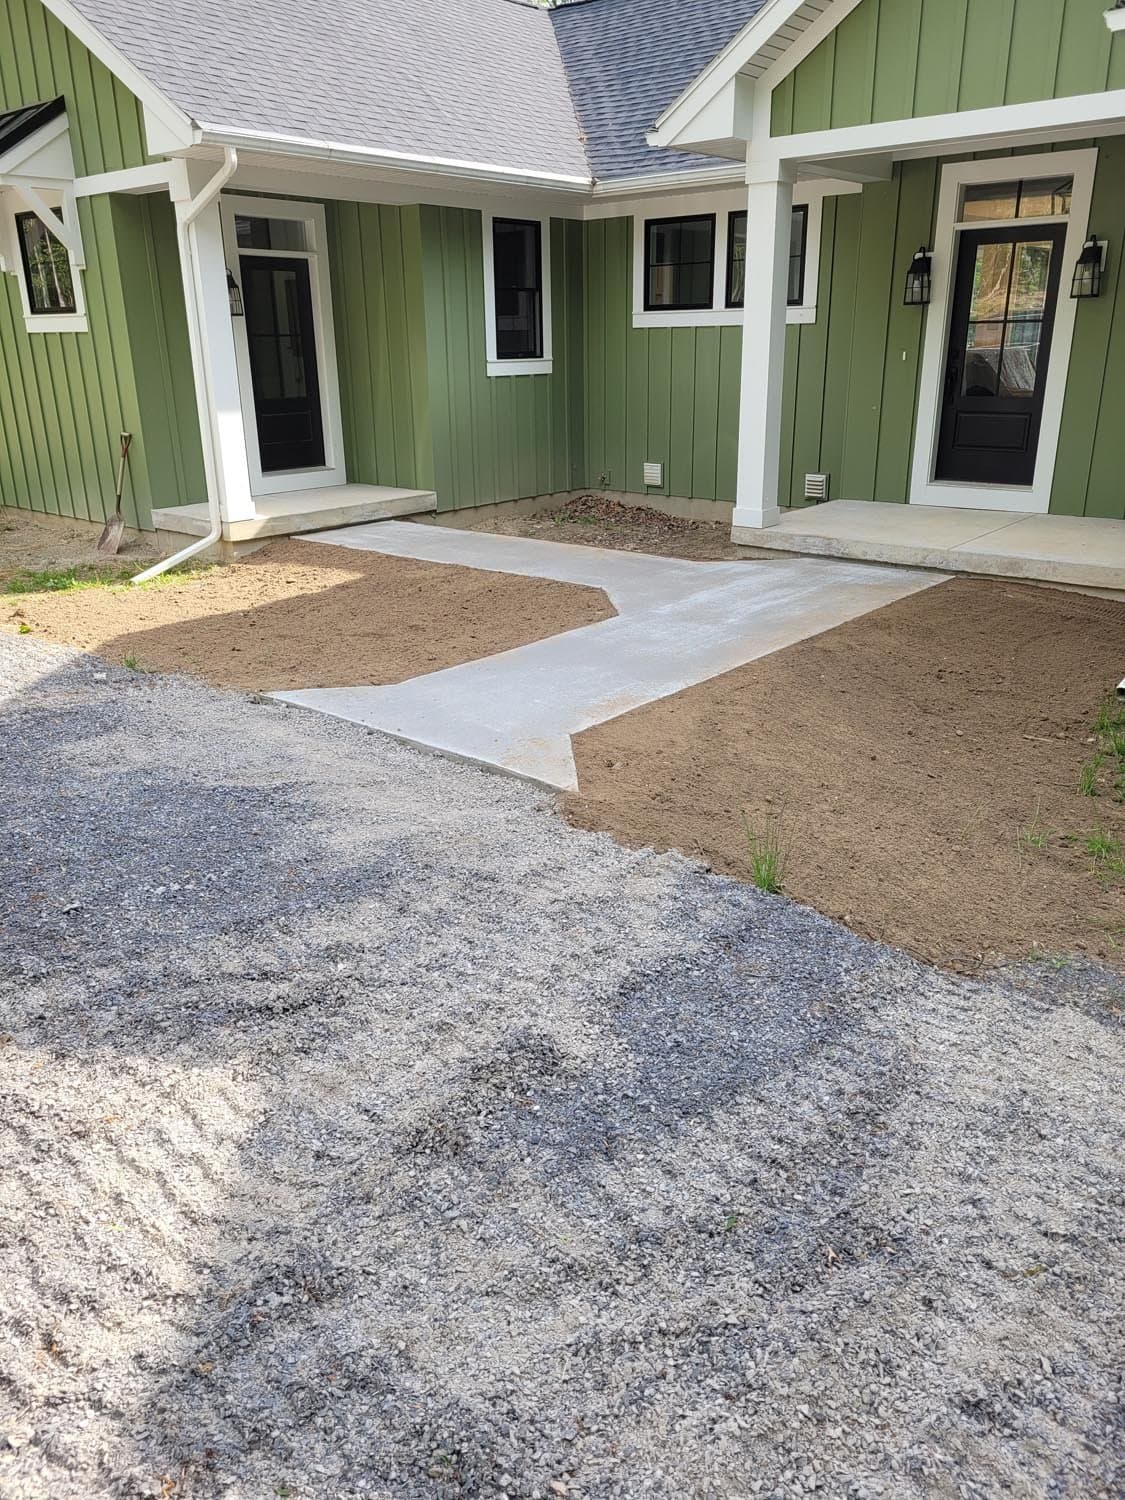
551, 0, 767, 180
65, 0, 591, 184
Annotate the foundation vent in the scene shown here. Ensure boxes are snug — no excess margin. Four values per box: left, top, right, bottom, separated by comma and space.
643, 461, 663, 488
804, 472, 830, 502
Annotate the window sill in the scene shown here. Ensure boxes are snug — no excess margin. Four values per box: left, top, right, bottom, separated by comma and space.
487, 358, 553, 378
24, 313, 88, 334
631, 306, 817, 330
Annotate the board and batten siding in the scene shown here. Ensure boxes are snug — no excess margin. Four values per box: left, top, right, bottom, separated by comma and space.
772, 0, 1125, 136
582, 217, 742, 502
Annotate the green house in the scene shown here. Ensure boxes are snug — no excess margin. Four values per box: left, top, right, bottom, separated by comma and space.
2, 0, 1124, 584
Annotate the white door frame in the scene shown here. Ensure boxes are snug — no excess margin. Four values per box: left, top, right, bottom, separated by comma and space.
909, 147, 1098, 514
219, 194, 346, 497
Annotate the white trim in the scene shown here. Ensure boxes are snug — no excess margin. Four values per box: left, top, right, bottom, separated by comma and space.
592, 164, 745, 199
36, 0, 194, 152
908, 149, 1098, 514
1, 184, 88, 334
481, 210, 554, 378
1106, 8, 1125, 32
73, 162, 179, 198
198, 125, 592, 195
219, 195, 347, 496
626, 182, 855, 329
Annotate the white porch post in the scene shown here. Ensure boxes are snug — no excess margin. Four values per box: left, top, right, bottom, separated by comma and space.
732, 161, 796, 532
173, 183, 255, 525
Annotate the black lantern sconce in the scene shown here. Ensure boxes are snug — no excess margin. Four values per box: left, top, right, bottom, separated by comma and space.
1071, 236, 1105, 300
903, 246, 932, 306
226, 268, 244, 317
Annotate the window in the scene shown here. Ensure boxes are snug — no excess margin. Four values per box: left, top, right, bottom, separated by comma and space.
234, 214, 308, 252
959, 177, 1073, 223
16, 210, 76, 315
725, 205, 809, 309
644, 215, 715, 311
491, 217, 543, 361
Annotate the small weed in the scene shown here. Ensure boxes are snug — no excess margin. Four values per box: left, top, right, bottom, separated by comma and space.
1085, 829, 1125, 875
1078, 754, 1105, 797
17, 621, 32, 635
1017, 799, 1048, 858
1093, 696, 1125, 736
121, 653, 151, 673
742, 809, 788, 894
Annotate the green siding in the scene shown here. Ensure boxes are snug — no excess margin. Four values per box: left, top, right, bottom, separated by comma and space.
418, 206, 582, 510
773, 0, 1125, 134
581, 216, 742, 500
0, 0, 150, 173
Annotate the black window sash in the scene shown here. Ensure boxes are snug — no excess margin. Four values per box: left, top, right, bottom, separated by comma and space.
15, 209, 77, 316
492, 217, 544, 361
643, 214, 716, 312
725, 205, 810, 310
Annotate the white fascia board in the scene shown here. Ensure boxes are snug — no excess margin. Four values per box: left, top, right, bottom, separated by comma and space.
761, 89, 1125, 169
648, 0, 812, 146
36, 0, 195, 151
1107, 8, 1125, 31
590, 164, 745, 200
647, 75, 757, 156
194, 124, 593, 195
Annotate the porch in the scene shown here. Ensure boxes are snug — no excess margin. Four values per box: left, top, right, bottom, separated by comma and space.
737, 501, 1125, 593
152, 483, 436, 548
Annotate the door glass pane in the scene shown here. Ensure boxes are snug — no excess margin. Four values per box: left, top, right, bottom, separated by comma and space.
1001, 323, 1041, 398
959, 177, 1072, 223
963, 322, 1003, 396
1010, 241, 1053, 317
235, 215, 307, 252
969, 243, 1013, 320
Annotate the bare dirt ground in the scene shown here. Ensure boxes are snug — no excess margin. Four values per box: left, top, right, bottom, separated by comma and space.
1, 536, 615, 692
462, 494, 759, 560
0, 509, 158, 587
566, 576, 1125, 973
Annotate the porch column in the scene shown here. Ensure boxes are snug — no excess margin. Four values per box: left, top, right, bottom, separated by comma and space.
173, 189, 255, 524
733, 161, 796, 532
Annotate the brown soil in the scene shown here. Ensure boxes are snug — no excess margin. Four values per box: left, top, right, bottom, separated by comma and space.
565, 577, 1125, 973
0, 510, 158, 587
462, 494, 762, 561
2, 536, 615, 692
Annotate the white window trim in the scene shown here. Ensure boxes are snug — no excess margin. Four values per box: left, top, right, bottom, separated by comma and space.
3, 186, 88, 333
908, 147, 1098, 515
482, 210, 554, 377
626, 182, 856, 330
219, 194, 347, 497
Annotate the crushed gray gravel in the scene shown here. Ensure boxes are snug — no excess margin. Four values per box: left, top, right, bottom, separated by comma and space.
1, 633, 1122, 1500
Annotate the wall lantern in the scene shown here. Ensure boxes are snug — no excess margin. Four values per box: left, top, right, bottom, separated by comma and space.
903, 246, 933, 306
226, 268, 244, 317
1071, 236, 1105, 300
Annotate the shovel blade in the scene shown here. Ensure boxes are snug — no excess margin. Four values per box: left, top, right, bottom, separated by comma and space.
96, 512, 126, 556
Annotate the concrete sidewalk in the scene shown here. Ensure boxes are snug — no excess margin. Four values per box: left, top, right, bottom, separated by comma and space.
275, 522, 946, 788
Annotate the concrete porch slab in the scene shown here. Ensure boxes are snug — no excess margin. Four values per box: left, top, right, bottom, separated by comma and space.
273, 522, 946, 789
152, 484, 437, 544
734, 499, 1125, 591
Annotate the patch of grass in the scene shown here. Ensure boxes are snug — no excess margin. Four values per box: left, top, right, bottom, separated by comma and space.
1078, 754, 1105, 797
1085, 828, 1125, 876
5, 561, 216, 596
742, 810, 789, 895
121, 653, 153, 673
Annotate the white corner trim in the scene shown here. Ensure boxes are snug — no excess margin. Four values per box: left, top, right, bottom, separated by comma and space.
219, 194, 347, 497
481, 210, 555, 378
1106, 7, 1125, 31
908, 148, 1099, 515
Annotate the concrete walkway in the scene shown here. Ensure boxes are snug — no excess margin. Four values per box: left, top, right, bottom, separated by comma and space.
275, 522, 946, 788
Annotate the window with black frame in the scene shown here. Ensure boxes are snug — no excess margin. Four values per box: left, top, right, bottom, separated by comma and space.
16, 210, 76, 315
644, 215, 715, 311
492, 217, 543, 360
726, 205, 809, 309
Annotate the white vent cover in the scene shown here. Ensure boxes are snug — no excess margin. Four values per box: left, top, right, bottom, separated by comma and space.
804, 472, 830, 502
643, 461, 663, 488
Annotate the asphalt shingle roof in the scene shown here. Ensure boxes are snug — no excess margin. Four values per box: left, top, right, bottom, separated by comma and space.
551, 0, 767, 180
69, 0, 591, 181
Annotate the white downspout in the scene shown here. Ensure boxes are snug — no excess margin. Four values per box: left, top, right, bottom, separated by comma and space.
133, 147, 238, 582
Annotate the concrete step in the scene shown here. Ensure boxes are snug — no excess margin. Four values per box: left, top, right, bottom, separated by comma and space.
152, 484, 437, 545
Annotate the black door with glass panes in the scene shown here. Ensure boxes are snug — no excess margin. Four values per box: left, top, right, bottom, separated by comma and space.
935, 223, 1065, 486
240, 255, 326, 473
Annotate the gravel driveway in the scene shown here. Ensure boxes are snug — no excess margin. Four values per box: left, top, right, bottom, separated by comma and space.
1, 635, 1122, 1500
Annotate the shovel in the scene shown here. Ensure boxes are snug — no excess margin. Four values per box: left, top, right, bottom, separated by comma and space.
96, 432, 133, 556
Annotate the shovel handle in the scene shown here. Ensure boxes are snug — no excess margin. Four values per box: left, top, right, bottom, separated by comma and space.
115, 432, 133, 504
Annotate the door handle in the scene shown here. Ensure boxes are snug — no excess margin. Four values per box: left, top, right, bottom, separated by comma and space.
944, 353, 960, 400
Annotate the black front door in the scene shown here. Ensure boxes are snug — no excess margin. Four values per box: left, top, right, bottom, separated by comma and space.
240, 255, 326, 473
935, 224, 1065, 486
